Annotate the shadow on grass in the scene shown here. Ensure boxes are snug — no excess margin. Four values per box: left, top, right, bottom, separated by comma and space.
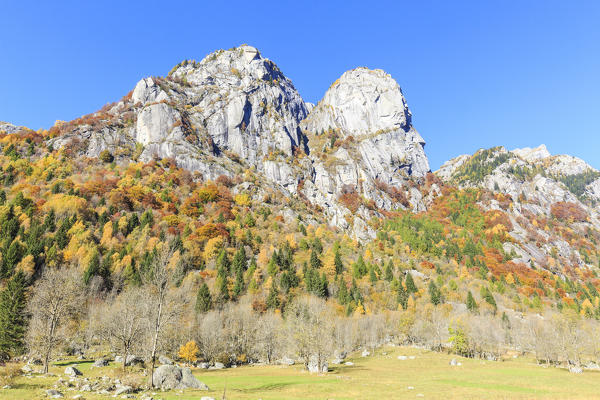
53, 360, 94, 367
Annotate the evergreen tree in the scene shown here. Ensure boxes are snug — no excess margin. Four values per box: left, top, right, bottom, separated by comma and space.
83, 250, 100, 285
195, 283, 212, 313
352, 255, 368, 279
318, 273, 329, 298
429, 281, 442, 305
397, 284, 408, 310
216, 248, 230, 276
266, 283, 281, 310
405, 272, 417, 294
217, 275, 229, 302
480, 286, 497, 312
233, 268, 244, 298
369, 267, 378, 285
0, 271, 27, 360
310, 249, 322, 269
232, 247, 247, 275
334, 249, 344, 275
384, 260, 394, 281
337, 276, 349, 305
466, 291, 478, 313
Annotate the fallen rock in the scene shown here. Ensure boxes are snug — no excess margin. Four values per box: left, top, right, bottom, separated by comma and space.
344, 361, 354, 366
46, 389, 64, 398
397, 355, 408, 360
152, 364, 209, 390
92, 359, 109, 367
569, 366, 583, 374
64, 366, 82, 377
213, 362, 225, 370
158, 355, 173, 365
361, 350, 371, 357
449, 358, 462, 366
114, 384, 133, 395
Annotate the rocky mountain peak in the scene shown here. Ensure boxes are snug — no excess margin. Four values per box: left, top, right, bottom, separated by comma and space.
0, 121, 26, 134
511, 144, 550, 162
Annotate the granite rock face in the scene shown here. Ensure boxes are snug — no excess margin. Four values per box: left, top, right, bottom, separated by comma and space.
47, 46, 432, 239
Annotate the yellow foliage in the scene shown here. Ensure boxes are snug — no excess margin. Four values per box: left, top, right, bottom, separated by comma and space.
505, 272, 515, 285
43, 194, 87, 217
285, 233, 296, 249
204, 237, 223, 261
257, 247, 269, 267
16, 254, 35, 277
100, 221, 114, 248
163, 214, 180, 227
178, 340, 199, 365
364, 249, 373, 261
233, 193, 251, 207
168, 250, 181, 271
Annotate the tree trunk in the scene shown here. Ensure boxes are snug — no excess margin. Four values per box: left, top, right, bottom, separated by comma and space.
150, 292, 164, 388
43, 352, 49, 374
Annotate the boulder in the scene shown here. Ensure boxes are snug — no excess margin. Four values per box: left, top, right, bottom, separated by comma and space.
158, 355, 173, 365
197, 362, 210, 369
152, 365, 209, 390
344, 361, 354, 366
21, 364, 33, 373
278, 357, 295, 366
64, 366, 82, 377
397, 355, 408, 360
449, 358, 462, 366
361, 350, 371, 357
92, 358, 109, 367
45, 389, 63, 398
114, 384, 133, 395
331, 358, 344, 365
213, 362, 225, 369
569, 366, 583, 374
308, 356, 328, 373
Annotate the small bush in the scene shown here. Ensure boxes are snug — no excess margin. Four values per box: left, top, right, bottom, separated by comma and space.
99, 150, 114, 163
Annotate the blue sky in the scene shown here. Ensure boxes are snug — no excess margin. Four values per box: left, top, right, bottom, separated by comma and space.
1, 1, 599, 169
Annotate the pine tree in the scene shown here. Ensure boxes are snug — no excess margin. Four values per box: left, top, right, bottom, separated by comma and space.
83, 250, 100, 285
352, 255, 368, 279
216, 248, 230, 275
384, 260, 394, 281
429, 281, 442, 305
369, 267, 378, 285
233, 268, 244, 298
266, 283, 280, 310
466, 290, 478, 313
337, 276, 349, 305
318, 273, 329, 298
232, 247, 247, 275
0, 271, 27, 360
405, 272, 417, 293
195, 283, 212, 313
480, 286, 497, 312
310, 249, 322, 269
397, 284, 408, 310
334, 249, 344, 275
217, 275, 229, 302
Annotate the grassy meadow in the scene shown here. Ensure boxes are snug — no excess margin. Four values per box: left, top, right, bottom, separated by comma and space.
1, 346, 598, 399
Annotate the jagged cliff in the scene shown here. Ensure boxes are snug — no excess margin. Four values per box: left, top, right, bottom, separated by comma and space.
45, 45, 432, 239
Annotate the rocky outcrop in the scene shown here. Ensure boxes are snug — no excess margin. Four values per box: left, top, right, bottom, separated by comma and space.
47, 46, 432, 240
435, 145, 600, 274
0, 121, 26, 134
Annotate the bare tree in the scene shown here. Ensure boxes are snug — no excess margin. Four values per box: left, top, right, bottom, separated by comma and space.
254, 312, 282, 364
285, 296, 335, 371
91, 288, 147, 371
26, 268, 85, 373
143, 247, 187, 387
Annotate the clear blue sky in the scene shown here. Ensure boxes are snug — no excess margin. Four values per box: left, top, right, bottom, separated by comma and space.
1, 0, 599, 170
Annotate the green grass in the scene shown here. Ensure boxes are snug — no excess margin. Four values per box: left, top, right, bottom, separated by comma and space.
2, 346, 600, 399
